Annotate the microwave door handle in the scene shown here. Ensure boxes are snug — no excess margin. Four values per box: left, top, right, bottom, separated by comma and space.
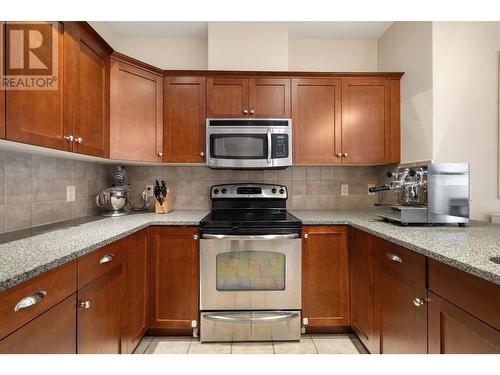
201, 234, 300, 240
267, 129, 272, 164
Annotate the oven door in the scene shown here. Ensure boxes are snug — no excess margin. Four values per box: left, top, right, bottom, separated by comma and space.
206, 124, 292, 169
200, 234, 301, 311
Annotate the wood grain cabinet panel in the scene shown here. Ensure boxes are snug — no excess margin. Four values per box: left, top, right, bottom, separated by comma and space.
292, 78, 342, 164
0, 22, 5, 139
163, 77, 206, 163
0, 294, 77, 354
110, 55, 162, 162
428, 291, 500, 354
149, 226, 199, 333
249, 78, 290, 118
207, 77, 248, 118
302, 226, 350, 331
349, 228, 375, 352
68, 23, 110, 158
124, 229, 149, 353
5, 21, 72, 150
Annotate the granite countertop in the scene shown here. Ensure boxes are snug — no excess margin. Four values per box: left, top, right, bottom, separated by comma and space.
1, 209, 499, 292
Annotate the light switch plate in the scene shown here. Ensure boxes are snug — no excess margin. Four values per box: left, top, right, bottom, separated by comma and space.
145, 185, 154, 197
368, 184, 376, 195
66, 186, 76, 202
341, 184, 349, 196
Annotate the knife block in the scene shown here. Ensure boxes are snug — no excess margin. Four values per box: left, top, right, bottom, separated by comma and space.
155, 194, 173, 214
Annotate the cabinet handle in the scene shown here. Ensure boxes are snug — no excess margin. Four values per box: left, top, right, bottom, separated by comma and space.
249, 109, 255, 114
14, 291, 47, 312
336, 153, 342, 157
243, 109, 249, 115
386, 252, 402, 263
79, 300, 92, 309
158, 152, 163, 157
193, 234, 198, 240
304, 233, 309, 239
342, 152, 349, 157
99, 253, 114, 264
200, 152, 205, 158
74, 137, 83, 144
413, 298, 425, 307
64, 135, 74, 142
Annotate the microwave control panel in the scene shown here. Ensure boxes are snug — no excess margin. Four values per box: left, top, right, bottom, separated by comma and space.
272, 134, 289, 158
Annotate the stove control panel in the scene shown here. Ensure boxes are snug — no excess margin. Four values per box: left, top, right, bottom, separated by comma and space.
211, 184, 288, 199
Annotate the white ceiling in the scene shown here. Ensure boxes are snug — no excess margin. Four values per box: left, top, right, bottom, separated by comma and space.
96, 21, 393, 39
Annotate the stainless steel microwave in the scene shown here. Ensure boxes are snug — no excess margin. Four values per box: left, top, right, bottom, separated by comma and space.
205, 118, 292, 169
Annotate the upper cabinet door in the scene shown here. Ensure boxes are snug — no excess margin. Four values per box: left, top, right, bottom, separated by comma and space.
207, 77, 249, 117
249, 78, 290, 118
164, 76, 206, 163
341, 79, 392, 164
69, 24, 110, 158
292, 78, 342, 164
110, 57, 162, 162
5, 22, 72, 151
0, 22, 5, 139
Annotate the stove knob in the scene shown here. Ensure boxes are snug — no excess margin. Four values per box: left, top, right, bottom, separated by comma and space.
279, 188, 285, 195
213, 189, 219, 195
271, 188, 277, 194
221, 188, 227, 194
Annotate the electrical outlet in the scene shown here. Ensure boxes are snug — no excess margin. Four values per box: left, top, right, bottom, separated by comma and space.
66, 186, 75, 202
368, 184, 376, 195
145, 185, 154, 197
341, 184, 349, 196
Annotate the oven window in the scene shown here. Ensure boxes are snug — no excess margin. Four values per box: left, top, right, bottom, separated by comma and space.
210, 134, 267, 159
216, 251, 285, 291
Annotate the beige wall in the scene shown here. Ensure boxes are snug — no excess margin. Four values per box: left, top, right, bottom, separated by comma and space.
289, 39, 377, 71
432, 22, 500, 220
207, 22, 289, 71
378, 22, 433, 164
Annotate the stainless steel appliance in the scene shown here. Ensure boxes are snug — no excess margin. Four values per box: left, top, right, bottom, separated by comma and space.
205, 119, 292, 169
199, 183, 302, 342
96, 166, 131, 217
369, 162, 470, 225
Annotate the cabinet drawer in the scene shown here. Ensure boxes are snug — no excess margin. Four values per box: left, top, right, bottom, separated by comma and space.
372, 238, 426, 285
0, 260, 77, 340
428, 259, 500, 330
78, 239, 127, 289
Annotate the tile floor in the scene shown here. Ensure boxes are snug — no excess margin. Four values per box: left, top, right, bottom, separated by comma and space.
133, 335, 368, 354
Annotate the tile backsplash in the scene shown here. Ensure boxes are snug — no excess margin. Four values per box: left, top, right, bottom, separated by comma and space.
0, 150, 113, 233
127, 165, 382, 211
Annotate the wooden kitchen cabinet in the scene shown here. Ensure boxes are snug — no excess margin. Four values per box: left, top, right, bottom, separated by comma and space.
0, 22, 5, 139
372, 240, 427, 354
302, 226, 350, 331
77, 238, 127, 354
163, 76, 206, 163
124, 229, 149, 353
0, 294, 77, 354
5, 21, 72, 151
292, 78, 342, 164
110, 53, 163, 162
207, 77, 290, 118
149, 226, 199, 334
67, 22, 111, 158
349, 228, 375, 352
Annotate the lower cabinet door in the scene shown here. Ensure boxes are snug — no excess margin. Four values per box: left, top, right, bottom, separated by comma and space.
77, 266, 123, 354
302, 226, 350, 331
0, 294, 76, 354
373, 261, 427, 353
428, 292, 500, 354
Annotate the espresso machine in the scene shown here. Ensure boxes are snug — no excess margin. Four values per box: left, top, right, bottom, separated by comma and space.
369, 162, 470, 226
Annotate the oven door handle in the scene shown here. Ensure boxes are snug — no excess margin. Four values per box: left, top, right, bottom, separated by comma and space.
201, 234, 300, 240
267, 129, 272, 164
204, 312, 299, 323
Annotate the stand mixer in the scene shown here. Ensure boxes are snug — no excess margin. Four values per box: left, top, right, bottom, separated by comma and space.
96, 166, 131, 217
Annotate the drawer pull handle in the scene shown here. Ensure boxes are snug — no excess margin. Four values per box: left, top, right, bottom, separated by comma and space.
14, 291, 47, 312
99, 253, 114, 264
413, 298, 425, 307
80, 300, 92, 309
387, 252, 402, 263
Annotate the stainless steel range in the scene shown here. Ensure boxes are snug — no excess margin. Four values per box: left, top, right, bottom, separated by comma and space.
199, 183, 302, 342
